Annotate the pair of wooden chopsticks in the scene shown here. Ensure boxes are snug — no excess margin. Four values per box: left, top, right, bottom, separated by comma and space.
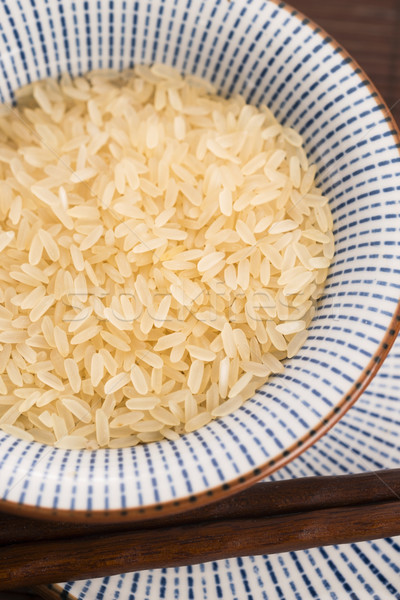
0, 469, 399, 590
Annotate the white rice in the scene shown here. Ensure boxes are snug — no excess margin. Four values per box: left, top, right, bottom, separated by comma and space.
0, 65, 333, 448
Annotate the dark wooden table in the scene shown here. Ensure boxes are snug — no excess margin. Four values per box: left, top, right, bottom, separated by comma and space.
294, 0, 400, 126
2, 0, 399, 598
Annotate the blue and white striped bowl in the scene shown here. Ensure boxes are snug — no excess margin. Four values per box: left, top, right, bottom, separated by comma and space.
49, 332, 400, 598
0, 0, 399, 520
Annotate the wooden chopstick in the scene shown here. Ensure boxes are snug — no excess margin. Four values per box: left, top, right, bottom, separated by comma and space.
1, 468, 399, 544
0, 469, 399, 589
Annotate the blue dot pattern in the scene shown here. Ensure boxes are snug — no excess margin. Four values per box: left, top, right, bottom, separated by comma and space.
0, 0, 400, 515
51, 332, 400, 598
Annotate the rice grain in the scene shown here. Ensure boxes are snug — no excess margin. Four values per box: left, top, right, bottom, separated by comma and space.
0, 66, 333, 448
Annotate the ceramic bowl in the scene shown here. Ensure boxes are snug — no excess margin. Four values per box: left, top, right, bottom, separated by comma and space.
0, 0, 399, 521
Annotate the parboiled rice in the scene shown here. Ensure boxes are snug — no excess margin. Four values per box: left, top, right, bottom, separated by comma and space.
0, 65, 334, 449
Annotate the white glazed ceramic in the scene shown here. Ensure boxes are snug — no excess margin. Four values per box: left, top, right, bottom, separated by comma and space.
0, 0, 399, 519
49, 333, 400, 598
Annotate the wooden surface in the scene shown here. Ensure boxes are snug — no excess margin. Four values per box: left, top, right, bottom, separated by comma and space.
0, 470, 399, 589
3, 501, 400, 589
293, 0, 400, 125
0, 594, 43, 600
1, 0, 399, 597
1, 469, 400, 547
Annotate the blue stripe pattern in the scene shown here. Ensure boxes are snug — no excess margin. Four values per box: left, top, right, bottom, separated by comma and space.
0, 0, 400, 519
51, 331, 400, 597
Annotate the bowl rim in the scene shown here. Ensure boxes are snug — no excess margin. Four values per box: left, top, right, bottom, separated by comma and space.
0, 0, 399, 523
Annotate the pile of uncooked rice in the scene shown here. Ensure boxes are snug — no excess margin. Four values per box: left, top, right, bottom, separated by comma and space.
0, 65, 334, 449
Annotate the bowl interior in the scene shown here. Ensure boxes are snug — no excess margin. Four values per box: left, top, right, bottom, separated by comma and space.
0, 0, 399, 518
